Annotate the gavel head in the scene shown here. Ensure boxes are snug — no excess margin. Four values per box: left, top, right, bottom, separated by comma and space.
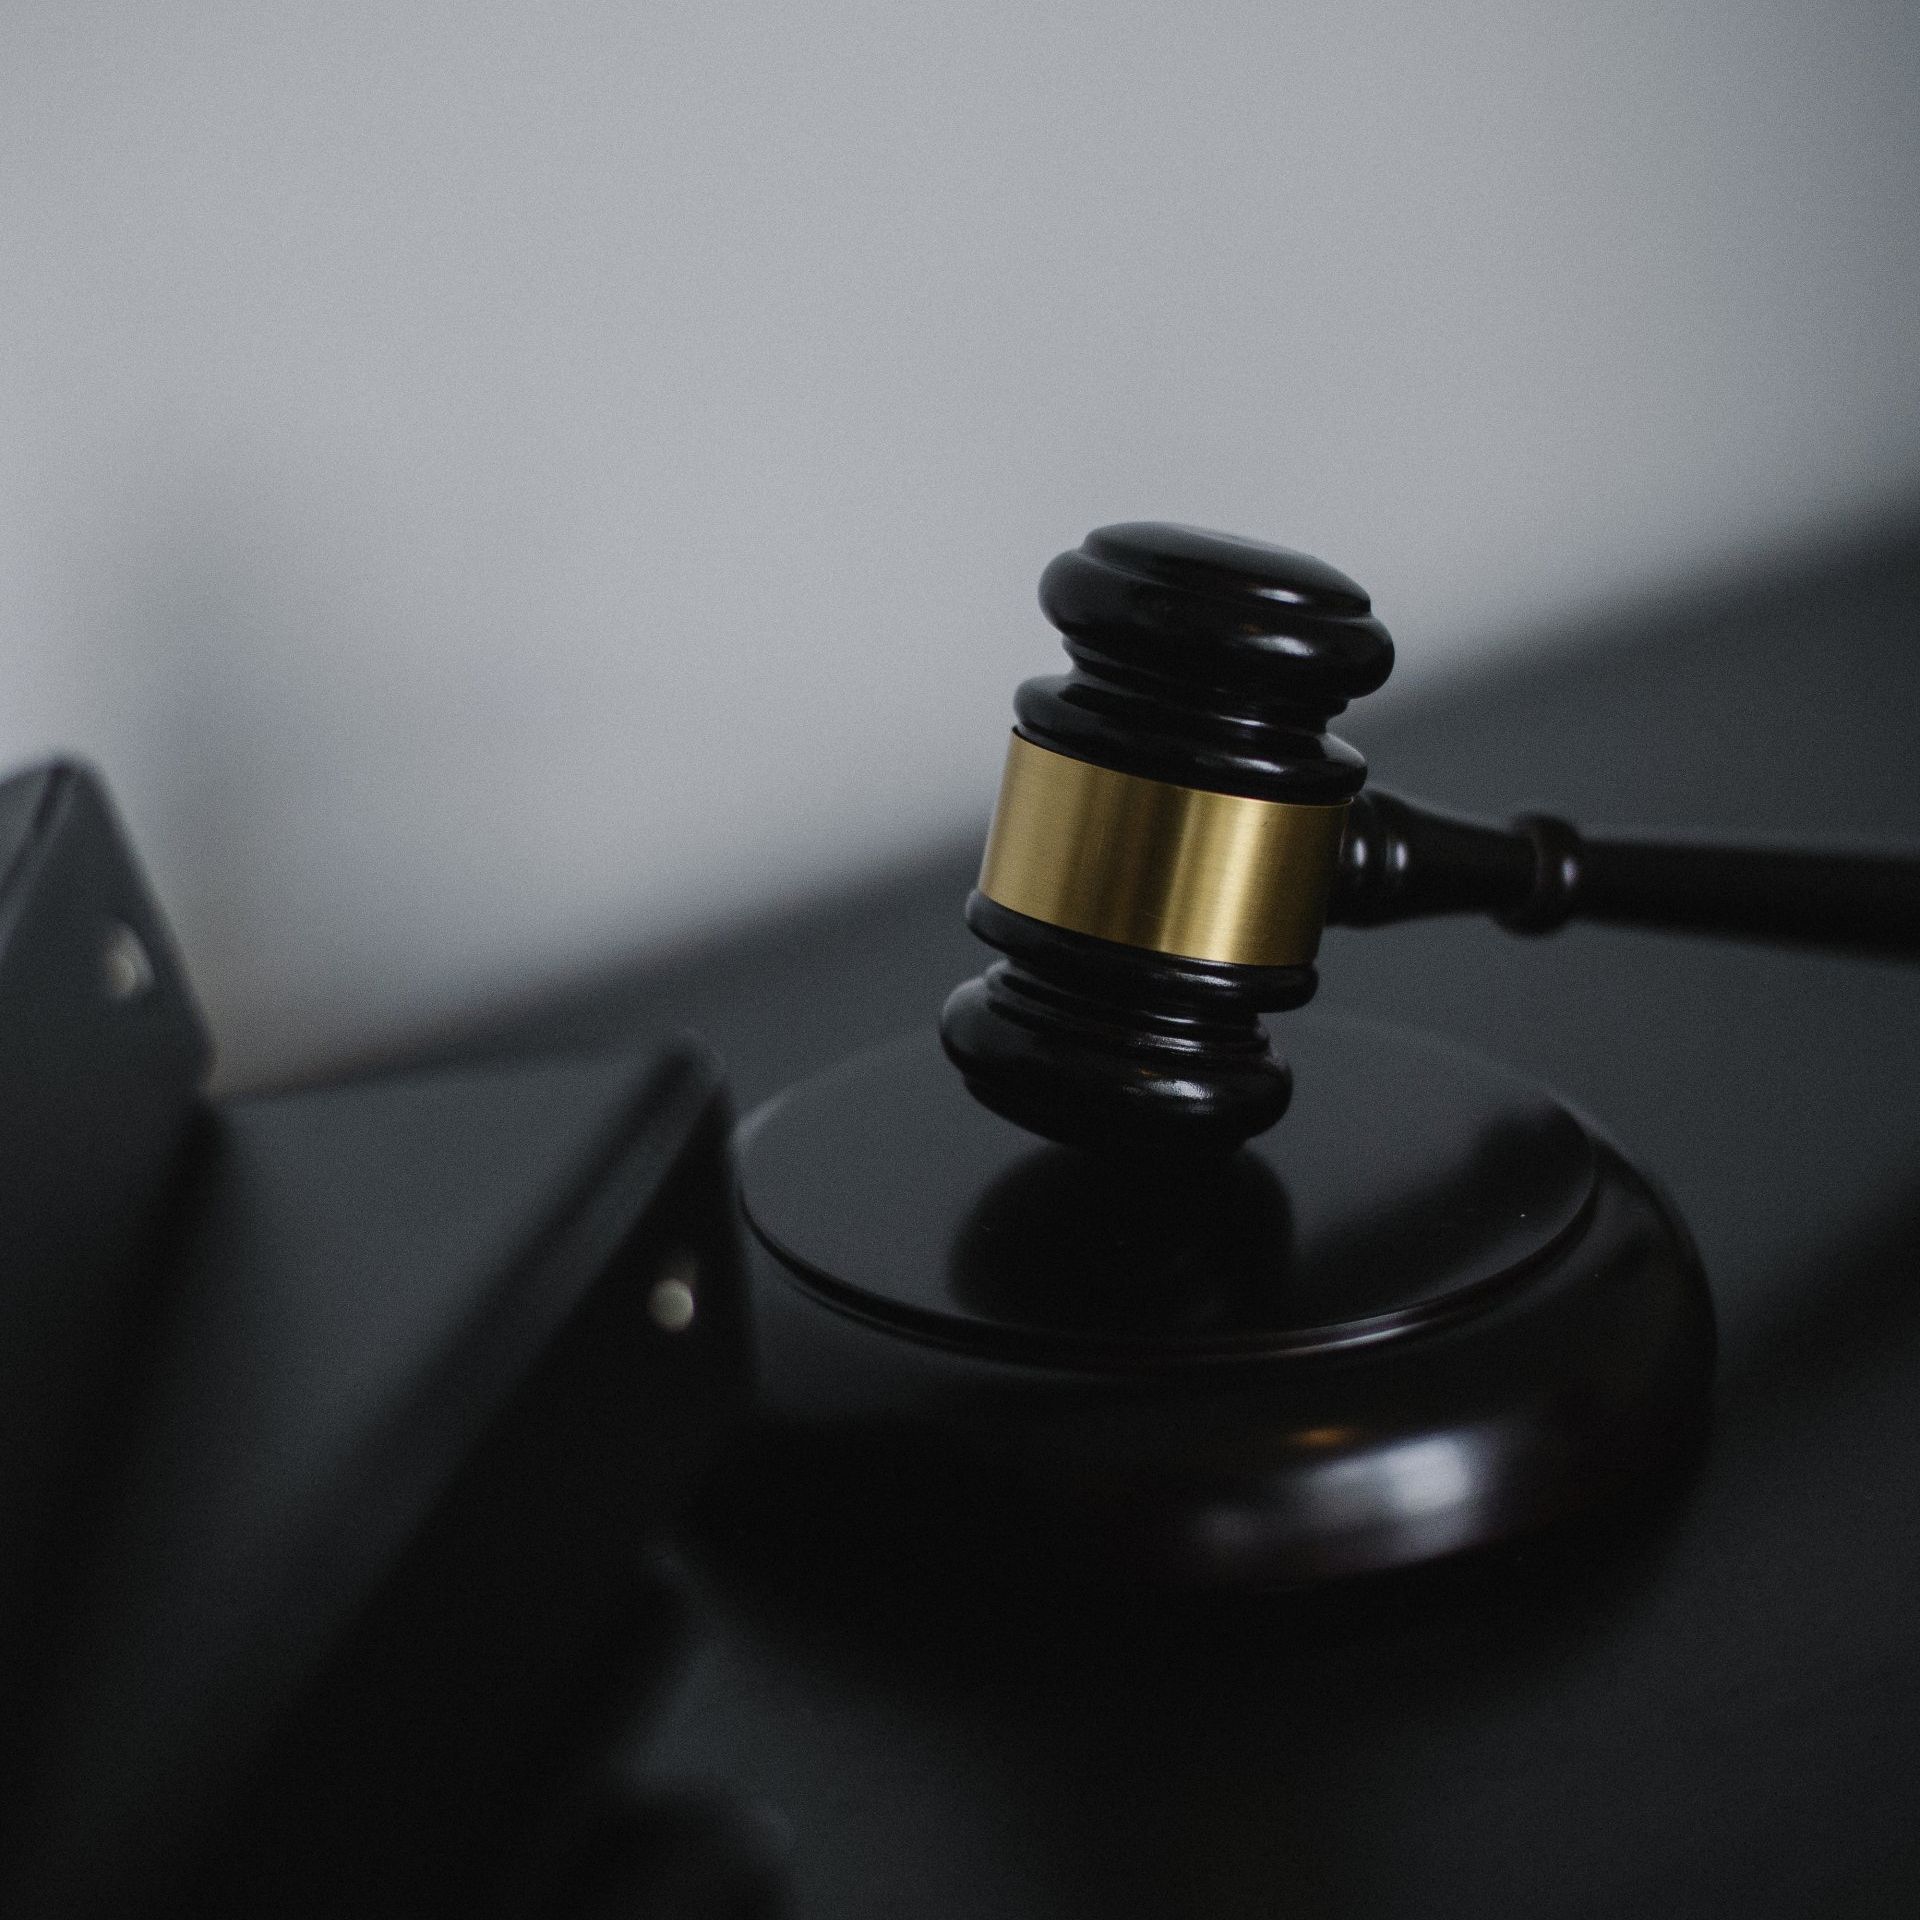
940, 522, 1394, 1153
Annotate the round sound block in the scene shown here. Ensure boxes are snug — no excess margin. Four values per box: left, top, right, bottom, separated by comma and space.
735, 1017, 1714, 1587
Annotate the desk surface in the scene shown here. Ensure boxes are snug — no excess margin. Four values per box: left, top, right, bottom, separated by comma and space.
420, 523, 1920, 1918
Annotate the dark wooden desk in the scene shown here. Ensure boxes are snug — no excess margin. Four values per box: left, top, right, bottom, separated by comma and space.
416, 520, 1920, 1919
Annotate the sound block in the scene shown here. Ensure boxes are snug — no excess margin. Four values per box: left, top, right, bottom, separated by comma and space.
735, 1017, 1714, 1588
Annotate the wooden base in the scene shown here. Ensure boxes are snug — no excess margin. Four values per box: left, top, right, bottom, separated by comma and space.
735, 1018, 1714, 1588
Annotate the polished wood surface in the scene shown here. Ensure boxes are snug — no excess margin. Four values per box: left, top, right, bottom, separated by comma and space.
738, 1020, 1712, 1586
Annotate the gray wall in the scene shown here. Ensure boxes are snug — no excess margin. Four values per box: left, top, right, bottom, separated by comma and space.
3, 2, 1917, 1083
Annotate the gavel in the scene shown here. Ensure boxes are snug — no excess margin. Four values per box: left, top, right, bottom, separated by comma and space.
942, 521, 1920, 1152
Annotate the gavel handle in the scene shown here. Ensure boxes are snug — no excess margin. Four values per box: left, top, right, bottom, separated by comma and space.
1328, 789, 1920, 959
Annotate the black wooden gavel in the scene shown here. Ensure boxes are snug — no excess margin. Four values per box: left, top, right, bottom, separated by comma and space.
941, 522, 1920, 1151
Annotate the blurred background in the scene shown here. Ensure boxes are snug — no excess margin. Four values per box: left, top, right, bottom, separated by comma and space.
2, 0, 1916, 1087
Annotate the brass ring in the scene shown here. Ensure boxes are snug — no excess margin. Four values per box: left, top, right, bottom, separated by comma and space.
976, 734, 1349, 968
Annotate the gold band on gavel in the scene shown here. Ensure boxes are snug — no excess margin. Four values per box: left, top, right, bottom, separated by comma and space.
976, 733, 1350, 968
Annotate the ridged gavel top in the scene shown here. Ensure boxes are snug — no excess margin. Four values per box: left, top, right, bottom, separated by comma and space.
1020, 522, 1394, 806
